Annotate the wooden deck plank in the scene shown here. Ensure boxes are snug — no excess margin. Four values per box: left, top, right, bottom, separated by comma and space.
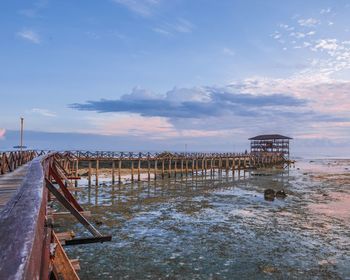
0, 164, 29, 210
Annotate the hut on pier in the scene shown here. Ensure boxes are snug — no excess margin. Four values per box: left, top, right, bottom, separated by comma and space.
249, 134, 292, 159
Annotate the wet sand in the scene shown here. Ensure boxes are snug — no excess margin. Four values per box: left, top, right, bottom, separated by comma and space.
57, 159, 350, 279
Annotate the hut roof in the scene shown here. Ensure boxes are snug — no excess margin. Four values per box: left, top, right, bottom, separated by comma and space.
248, 134, 292, 140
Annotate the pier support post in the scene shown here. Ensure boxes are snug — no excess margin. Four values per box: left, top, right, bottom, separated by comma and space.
138, 160, 141, 181
185, 159, 189, 176
168, 159, 171, 178
238, 157, 241, 177
131, 160, 134, 182
88, 161, 92, 185
112, 161, 115, 184
154, 160, 158, 180
180, 159, 184, 177
95, 160, 99, 186
232, 157, 235, 179
74, 160, 79, 187
226, 157, 229, 175
118, 160, 121, 183
174, 159, 177, 177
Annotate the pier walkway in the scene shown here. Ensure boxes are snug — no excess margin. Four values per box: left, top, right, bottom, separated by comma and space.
0, 164, 29, 209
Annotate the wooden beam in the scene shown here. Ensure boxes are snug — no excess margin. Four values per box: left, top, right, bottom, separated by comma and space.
52, 232, 80, 280
45, 179, 103, 238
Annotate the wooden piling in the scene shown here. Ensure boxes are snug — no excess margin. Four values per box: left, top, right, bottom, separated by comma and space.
138, 160, 141, 181
75, 160, 79, 187
154, 160, 158, 180
131, 160, 134, 182
185, 159, 189, 176
174, 159, 177, 177
112, 161, 115, 184
168, 159, 171, 178
118, 160, 121, 183
225, 157, 229, 174
232, 157, 235, 178
88, 161, 92, 185
180, 159, 184, 177
95, 160, 99, 186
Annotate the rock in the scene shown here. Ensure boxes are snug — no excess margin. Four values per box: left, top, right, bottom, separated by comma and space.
276, 190, 287, 199
94, 219, 103, 226
264, 189, 275, 201
261, 265, 278, 273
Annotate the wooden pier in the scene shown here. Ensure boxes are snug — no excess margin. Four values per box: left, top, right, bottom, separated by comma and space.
68, 151, 285, 185
0, 151, 111, 279
0, 149, 287, 279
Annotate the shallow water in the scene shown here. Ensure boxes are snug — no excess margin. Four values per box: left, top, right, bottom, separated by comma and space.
57, 159, 350, 279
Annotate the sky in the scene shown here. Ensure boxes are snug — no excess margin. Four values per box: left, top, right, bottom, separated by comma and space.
1, 0, 350, 156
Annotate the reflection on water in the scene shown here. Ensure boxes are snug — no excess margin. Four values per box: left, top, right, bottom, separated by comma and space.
58, 160, 350, 279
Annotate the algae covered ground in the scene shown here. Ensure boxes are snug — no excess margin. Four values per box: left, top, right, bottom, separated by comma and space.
59, 159, 350, 279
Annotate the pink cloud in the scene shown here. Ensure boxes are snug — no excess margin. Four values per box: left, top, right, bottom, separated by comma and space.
85, 114, 229, 140
0, 128, 6, 139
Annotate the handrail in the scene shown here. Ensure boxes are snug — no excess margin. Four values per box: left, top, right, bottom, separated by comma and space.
0, 150, 40, 175
0, 155, 50, 279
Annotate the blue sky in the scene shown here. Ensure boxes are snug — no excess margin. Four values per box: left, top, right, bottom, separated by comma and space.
1, 0, 350, 156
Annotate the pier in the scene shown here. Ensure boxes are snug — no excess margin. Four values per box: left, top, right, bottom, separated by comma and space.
70, 151, 285, 185
0, 149, 288, 279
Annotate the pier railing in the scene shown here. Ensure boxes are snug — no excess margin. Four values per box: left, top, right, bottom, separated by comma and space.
0, 150, 42, 175
69, 150, 251, 160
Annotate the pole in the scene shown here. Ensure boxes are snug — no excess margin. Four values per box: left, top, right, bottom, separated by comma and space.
20, 117, 24, 152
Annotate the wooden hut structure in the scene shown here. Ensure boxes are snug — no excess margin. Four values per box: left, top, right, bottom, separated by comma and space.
249, 134, 292, 159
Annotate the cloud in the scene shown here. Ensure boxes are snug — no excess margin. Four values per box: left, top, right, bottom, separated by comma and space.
18, 0, 49, 18
30, 108, 56, 117
279, 24, 294, 31
152, 27, 172, 37
298, 18, 320, 27
275, 13, 350, 77
17, 29, 41, 44
0, 128, 5, 139
71, 86, 307, 120
314, 39, 338, 51
112, 0, 160, 17
69, 75, 350, 147
153, 18, 194, 36
171, 18, 194, 33
320, 8, 331, 14
85, 114, 229, 140
222, 47, 235, 56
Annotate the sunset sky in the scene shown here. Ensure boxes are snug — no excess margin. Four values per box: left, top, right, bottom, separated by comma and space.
1, 0, 350, 156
